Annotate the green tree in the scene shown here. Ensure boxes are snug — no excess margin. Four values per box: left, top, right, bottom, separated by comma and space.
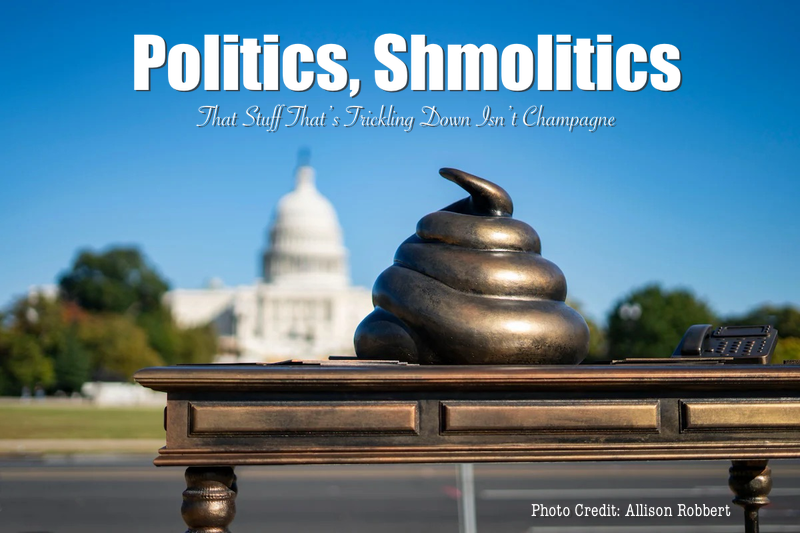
59, 247, 169, 315
77, 314, 164, 381
9, 292, 68, 355
58, 246, 217, 367
0, 247, 217, 395
136, 308, 184, 365
136, 309, 217, 365
726, 305, 800, 339
773, 337, 800, 364
177, 325, 218, 364
0, 294, 72, 394
0, 334, 55, 393
6, 294, 94, 393
53, 328, 91, 394
567, 299, 607, 361
0, 330, 13, 395
0, 367, 11, 396
606, 284, 717, 359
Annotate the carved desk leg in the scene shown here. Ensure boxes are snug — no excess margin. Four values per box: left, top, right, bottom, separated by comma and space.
729, 460, 771, 533
181, 467, 237, 533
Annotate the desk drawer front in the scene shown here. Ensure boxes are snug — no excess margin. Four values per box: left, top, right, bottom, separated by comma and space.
441, 400, 660, 434
189, 401, 420, 436
681, 400, 800, 432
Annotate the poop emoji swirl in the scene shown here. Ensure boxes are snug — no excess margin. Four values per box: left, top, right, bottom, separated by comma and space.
354, 168, 590, 365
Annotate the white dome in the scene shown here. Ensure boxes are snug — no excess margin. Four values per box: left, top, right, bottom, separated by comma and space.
263, 165, 350, 286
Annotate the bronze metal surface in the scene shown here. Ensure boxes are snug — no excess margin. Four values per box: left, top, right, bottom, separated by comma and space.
134, 363, 800, 533
189, 401, 419, 435
441, 400, 660, 433
181, 466, 237, 533
353, 168, 590, 365
682, 400, 800, 431
136, 363, 800, 392
135, 363, 800, 466
729, 460, 772, 533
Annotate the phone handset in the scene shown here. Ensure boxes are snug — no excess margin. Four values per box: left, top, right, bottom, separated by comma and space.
674, 324, 713, 356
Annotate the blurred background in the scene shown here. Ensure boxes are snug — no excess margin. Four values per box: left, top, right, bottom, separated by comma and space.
1, 0, 799, 531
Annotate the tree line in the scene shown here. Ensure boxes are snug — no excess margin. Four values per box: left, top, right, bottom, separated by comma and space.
0, 247, 216, 396
584, 285, 800, 363
0, 246, 798, 396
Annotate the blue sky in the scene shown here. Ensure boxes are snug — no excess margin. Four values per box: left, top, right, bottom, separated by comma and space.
1, 0, 798, 323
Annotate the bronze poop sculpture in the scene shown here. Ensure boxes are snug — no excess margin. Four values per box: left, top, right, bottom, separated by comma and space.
354, 168, 590, 365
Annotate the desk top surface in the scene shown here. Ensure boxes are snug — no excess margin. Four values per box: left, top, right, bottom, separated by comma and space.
135, 362, 800, 393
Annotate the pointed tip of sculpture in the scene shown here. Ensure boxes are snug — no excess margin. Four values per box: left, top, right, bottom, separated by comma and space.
439, 168, 513, 217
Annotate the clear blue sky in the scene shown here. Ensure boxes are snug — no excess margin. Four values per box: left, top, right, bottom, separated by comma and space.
1, 0, 798, 323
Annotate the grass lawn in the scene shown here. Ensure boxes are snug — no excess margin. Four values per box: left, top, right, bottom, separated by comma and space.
0, 404, 164, 439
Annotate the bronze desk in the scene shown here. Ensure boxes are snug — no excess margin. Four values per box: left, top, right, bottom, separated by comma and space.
135, 363, 800, 532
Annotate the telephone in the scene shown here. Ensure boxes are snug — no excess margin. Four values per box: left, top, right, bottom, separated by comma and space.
611, 324, 778, 365
672, 324, 777, 364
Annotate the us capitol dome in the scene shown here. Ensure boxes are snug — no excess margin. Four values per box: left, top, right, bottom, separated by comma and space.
164, 158, 372, 362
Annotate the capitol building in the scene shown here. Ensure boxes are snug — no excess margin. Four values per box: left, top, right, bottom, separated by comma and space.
164, 161, 373, 362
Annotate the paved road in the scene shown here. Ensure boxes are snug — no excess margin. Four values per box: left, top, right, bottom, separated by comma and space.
2, 458, 799, 533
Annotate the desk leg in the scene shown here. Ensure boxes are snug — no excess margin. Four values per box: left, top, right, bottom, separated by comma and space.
181, 466, 238, 533
729, 460, 771, 533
